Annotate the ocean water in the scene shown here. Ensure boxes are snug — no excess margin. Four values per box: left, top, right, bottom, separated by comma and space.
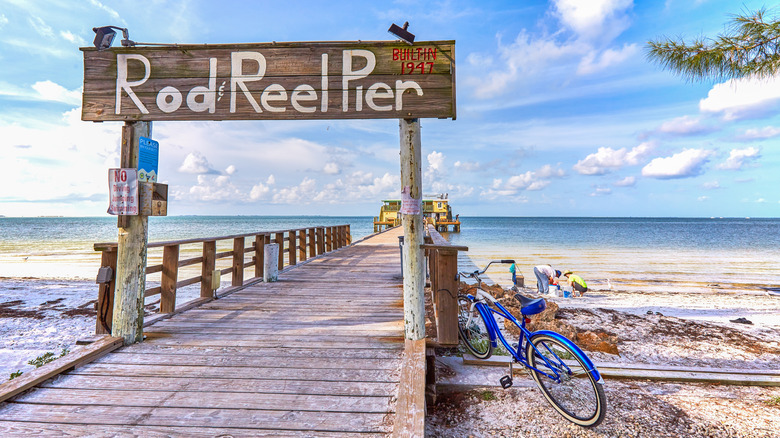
1, 216, 779, 295
444, 217, 780, 294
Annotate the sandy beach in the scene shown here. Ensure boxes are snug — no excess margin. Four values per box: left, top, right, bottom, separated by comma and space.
1, 276, 778, 436
426, 283, 780, 437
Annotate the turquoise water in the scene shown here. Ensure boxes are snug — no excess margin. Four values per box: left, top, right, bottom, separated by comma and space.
1, 216, 778, 294
444, 217, 780, 293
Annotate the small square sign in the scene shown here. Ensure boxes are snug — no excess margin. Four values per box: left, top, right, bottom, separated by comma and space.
138, 136, 159, 182
108, 168, 138, 215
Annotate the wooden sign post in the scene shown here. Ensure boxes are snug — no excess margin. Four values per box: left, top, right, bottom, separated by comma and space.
113, 121, 150, 344
83, 40, 456, 343
400, 118, 425, 340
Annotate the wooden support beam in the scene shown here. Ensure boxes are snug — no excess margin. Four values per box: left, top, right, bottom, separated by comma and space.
288, 230, 297, 266
160, 244, 179, 313
200, 240, 216, 298
392, 338, 426, 437
462, 355, 780, 386
0, 336, 124, 403
317, 227, 325, 255
308, 228, 316, 258
112, 121, 150, 345
275, 232, 284, 271
95, 247, 117, 335
254, 234, 266, 278
298, 229, 307, 262
400, 118, 425, 341
232, 237, 245, 287
433, 248, 459, 345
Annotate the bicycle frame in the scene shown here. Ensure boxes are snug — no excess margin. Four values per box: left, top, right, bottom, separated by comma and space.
464, 288, 601, 382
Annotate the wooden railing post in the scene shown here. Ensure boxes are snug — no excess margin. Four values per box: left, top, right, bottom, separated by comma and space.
288, 230, 297, 266
160, 244, 180, 313
201, 240, 216, 298
298, 229, 307, 262
346, 224, 352, 244
232, 237, 245, 287
308, 228, 316, 257
95, 246, 118, 335
326, 227, 333, 252
317, 227, 325, 255
275, 232, 285, 270
254, 234, 266, 279
434, 248, 459, 345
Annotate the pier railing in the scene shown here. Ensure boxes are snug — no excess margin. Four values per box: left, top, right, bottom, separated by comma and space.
93, 224, 351, 334
423, 224, 467, 346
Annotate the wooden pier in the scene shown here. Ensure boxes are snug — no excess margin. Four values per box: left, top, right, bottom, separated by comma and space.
0, 228, 427, 437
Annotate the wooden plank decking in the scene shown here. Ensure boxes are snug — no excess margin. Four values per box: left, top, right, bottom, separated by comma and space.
0, 228, 412, 437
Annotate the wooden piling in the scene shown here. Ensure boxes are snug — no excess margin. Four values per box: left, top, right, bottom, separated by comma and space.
112, 121, 151, 344
400, 118, 425, 341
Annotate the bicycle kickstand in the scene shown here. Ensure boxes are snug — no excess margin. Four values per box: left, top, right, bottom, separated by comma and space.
499, 360, 513, 389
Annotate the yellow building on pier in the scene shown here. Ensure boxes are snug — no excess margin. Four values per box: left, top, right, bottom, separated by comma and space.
373, 196, 461, 233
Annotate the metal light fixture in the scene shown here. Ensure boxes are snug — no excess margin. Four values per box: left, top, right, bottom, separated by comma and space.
92, 26, 135, 50
388, 22, 415, 45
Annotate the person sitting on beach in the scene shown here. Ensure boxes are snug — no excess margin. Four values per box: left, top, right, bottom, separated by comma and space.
533, 264, 560, 294
563, 270, 588, 297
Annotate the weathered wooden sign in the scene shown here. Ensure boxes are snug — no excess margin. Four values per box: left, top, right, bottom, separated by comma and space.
81, 41, 456, 121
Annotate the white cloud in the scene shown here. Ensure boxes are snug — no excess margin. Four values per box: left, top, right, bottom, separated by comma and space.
178, 152, 217, 174
32, 81, 80, 105
249, 181, 271, 201
225, 165, 236, 175
266, 175, 276, 185
737, 126, 780, 141
702, 181, 720, 190
657, 115, 715, 136
613, 176, 636, 187
470, 31, 584, 99
1, 81, 82, 105
717, 147, 760, 170
187, 174, 241, 202
323, 162, 340, 175
59, 30, 86, 46
700, 76, 780, 120
590, 187, 612, 196
573, 142, 654, 175
27, 15, 54, 38
0, 14, 8, 27
481, 165, 565, 198
698, 196, 709, 202
0, 107, 121, 216
425, 150, 446, 178
272, 177, 318, 204
577, 44, 639, 75
552, 0, 633, 42
454, 161, 482, 172
641, 149, 714, 179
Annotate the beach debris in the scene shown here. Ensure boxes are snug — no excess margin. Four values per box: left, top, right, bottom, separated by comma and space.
729, 317, 753, 325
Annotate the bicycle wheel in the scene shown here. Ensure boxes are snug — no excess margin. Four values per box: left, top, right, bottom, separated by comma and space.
457, 295, 493, 359
526, 333, 606, 428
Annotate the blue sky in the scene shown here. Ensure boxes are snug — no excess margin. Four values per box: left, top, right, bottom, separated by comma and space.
1, 0, 778, 217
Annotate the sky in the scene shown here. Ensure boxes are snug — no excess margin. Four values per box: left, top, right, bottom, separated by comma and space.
1, 0, 779, 218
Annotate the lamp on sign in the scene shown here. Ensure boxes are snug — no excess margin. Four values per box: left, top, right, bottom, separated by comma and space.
92, 26, 135, 50
91, 26, 179, 51
388, 22, 415, 45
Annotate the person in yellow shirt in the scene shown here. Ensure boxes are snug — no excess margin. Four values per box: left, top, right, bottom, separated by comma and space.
563, 270, 588, 297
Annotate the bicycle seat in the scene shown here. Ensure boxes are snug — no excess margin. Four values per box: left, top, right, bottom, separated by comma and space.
514, 293, 546, 316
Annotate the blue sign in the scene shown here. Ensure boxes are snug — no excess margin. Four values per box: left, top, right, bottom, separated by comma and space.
138, 136, 159, 182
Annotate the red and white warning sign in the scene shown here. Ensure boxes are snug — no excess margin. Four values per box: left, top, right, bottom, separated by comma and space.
108, 168, 139, 215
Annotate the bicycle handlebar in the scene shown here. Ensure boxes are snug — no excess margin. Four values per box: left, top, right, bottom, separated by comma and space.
459, 259, 516, 278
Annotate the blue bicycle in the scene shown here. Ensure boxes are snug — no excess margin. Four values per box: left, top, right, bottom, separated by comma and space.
458, 260, 606, 428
